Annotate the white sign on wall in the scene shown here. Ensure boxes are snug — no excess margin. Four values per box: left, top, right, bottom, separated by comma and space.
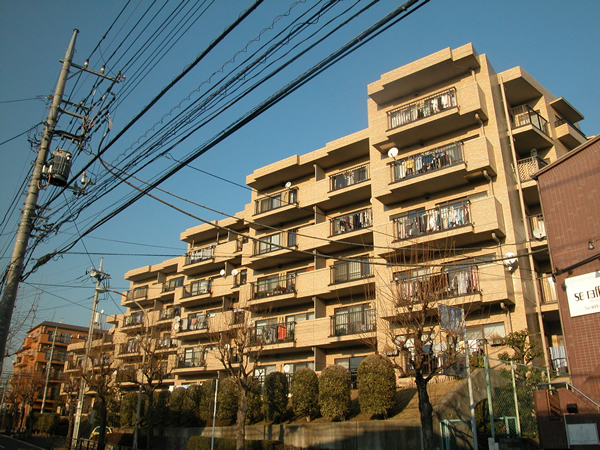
566, 423, 599, 446
565, 271, 600, 317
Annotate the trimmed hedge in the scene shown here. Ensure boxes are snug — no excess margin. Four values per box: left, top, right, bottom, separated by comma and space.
187, 436, 280, 450
263, 371, 288, 423
357, 354, 396, 418
319, 364, 351, 421
217, 378, 240, 424
291, 367, 319, 421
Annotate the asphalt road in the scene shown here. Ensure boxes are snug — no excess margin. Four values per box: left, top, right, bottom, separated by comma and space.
0, 435, 45, 450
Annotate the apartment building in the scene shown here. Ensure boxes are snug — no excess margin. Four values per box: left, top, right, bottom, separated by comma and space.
100, 44, 586, 390
11, 321, 88, 416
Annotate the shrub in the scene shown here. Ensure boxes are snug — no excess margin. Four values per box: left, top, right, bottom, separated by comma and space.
246, 376, 263, 424
291, 367, 319, 421
319, 364, 351, 421
34, 413, 59, 434
357, 354, 396, 418
217, 378, 239, 424
120, 392, 139, 427
150, 390, 170, 427
263, 371, 289, 422
169, 387, 187, 426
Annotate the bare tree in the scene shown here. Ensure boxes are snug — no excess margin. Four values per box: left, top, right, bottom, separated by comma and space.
8, 370, 44, 435
208, 308, 265, 450
376, 244, 465, 450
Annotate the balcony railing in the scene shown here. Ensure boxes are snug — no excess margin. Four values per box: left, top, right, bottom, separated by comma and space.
330, 309, 376, 337
388, 87, 457, 130
253, 230, 297, 255
390, 141, 463, 182
177, 348, 206, 368
330, 208, 372, 236
179, 314, 209, 332
330, 164, 370, 191
251, 321, 295, 345
156, 337, 178, 350
394, 267, 480, 305
126, 286, 148, 302
555, 117, 586, 138
528, 214, 546, 240
517, 156, 547, 181
539, 276, 558, 304
330, 258, 372, 284
158, 307, 180, 321
185, 246, 215, 265
394, 200, 471, 240
255, 188, 298, 215
123, 311, 145, 327
182, 279, 212, 298
510, 104, 549, 135
119, 341, 140, 355
48, 333, 73, 345
252, 274, 296, 299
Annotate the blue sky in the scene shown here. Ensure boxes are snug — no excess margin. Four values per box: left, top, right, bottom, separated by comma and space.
1, 0, 599, 363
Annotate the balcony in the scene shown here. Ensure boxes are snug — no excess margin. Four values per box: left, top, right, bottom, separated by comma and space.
177, 348, 206, 369
158, 307, 181, 323
330, 309, 376, 337
156, 337, 178, 351
248, 230, 300, 270
124, 286, 149, 307
182, 240, 243, 275
517, 155, 548, 182
179, 279, 212, 307
510, 105, 553, 155
330, 208, 373, 237
250, 321, 295, 346
252, 188, 311, 231
122, 311, 145, 330
376, 137, 497, 204
554, 118, 587, 150
539, 276, 558, 305
528, 214, 546, 241
331, 258, 372, 285
386, 196, 506, 253
119, 341, 140, 355
376, 83, 488, 150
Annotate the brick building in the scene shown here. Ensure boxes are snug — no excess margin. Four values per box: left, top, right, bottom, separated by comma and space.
72, 44, 588, 392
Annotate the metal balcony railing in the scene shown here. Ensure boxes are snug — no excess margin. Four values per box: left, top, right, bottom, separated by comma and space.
252, 274, 296, 299
517, 156, 547, 181
177, 348, 206, 368
330, 309, 376, 336
394, 267, 480, 305
179, 314, 209, 332
123, 311, 145, 327
185, 246, 215, 265
126, 286, 148, 302
390, 141, 463, 182
158, 307, 180, 321
182, 279, 212, 298
555, 117, 586, 138
330, 208, 372, 236
255, 188, 298, 215
330, 164, 370, 191
330, 258, 372, 284
510, 104, 549, 135
251, 321, 295, 345
119, 341, 140, 355
156, 338, 178, 350
388, 87, 457, 130
394, 200, 471, 240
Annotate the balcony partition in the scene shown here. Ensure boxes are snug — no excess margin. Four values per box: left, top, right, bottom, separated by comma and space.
330, 164, 370, 191
394, 200, 471, 240
388, 88, 457, 130
390, 141, 463, 182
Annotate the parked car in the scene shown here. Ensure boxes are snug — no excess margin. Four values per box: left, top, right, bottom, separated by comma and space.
90, 426, 113, 439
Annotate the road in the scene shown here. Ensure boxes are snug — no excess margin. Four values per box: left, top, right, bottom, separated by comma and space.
0, 435, 45, 450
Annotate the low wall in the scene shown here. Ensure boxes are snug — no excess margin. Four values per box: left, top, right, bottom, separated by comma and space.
156, 419, 422, 450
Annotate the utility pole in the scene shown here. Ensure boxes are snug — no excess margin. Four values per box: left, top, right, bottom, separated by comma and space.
72, 259, 109, 443
0, 29, 78, 375
40, 323, 60, 414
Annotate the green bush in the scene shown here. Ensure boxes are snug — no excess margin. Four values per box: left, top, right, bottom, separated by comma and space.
187, 435, 280, 450
291, 367, 319, 421
217, 378, 240, 424
169, 387, 187, 426
150, 390, 170, 427
246, 377, 263, 424
263, 371, 288, 422
357, 354, 396, 418
319, 364, 351, 421
120, 392, 140, 427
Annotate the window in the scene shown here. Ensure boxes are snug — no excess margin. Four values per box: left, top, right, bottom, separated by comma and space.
257, 233, 281, 254
335, 356, 364, 388
466, 322, 506, 346
190, 279, 211, 296
331, 257, 371, 284
332, 304, 375, 336
238, 269, 247, 286
288, 228, 298, 247
164, 276, 184, 292
286, 312, 314, 323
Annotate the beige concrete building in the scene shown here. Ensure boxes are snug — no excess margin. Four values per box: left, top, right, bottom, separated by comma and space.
80, 44, 587, 391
